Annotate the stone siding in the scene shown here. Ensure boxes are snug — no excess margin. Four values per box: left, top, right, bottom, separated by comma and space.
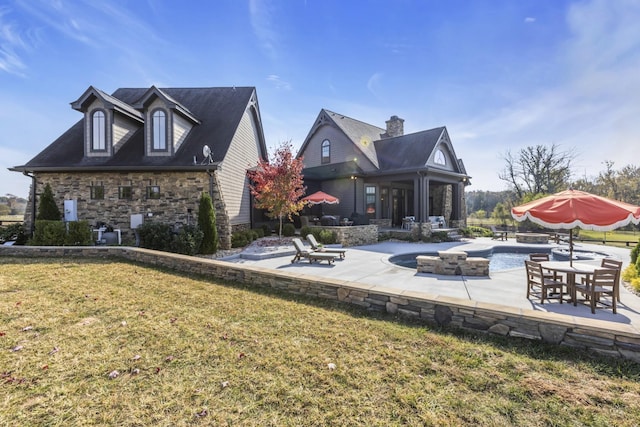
2, 245, 639, 363
24, 171, 236, 250
308, 225, 378, 247
516, 233, 551, 244
417, 251, 490, 276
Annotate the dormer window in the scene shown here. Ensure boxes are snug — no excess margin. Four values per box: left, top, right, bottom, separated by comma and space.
91, 110, 106, 151
321, 139, 330, 164
152, 110, 167, 151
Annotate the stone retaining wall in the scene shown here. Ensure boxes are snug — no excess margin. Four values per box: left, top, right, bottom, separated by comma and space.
1, 245, 639, 363
516, 233, 551, 244
309, 225, 378, 247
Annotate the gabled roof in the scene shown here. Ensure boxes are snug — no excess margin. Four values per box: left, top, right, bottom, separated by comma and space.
71, 86, 144, 122
299, 109, 471, 181
298, 109, 385, 168
14, 87, 265, 172
133, 86, 200, 124
375, 127, 445, 171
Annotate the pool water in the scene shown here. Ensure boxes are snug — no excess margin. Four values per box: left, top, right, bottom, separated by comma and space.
487, 253, 536, 272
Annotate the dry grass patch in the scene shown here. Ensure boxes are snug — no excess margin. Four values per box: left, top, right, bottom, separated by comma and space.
1, 258, 640, 426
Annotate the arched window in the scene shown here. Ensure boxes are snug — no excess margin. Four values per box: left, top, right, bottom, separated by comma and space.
152, 110, 167, 150
434, 149, 446, 165
321, 139, 330, 164
91, 110, 106, 151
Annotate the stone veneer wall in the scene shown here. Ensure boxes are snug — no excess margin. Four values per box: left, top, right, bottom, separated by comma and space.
308, 225, 378, 247
1, 245, 639, 363
417, 251, 490, 276
515, 233, 551, 244
25, 171, 234, 250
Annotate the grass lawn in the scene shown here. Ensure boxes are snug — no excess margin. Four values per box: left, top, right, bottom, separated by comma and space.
2, 258, 640, 426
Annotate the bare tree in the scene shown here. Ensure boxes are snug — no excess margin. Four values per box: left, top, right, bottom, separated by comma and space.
499, 143, 575, 199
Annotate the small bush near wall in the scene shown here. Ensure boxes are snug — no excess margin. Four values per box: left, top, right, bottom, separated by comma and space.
261, 224, 272, 236
282, 223, 296, 237
30, 220, 66, 245
300, 225, 312, 239
138, 223, 173, 251
467, 226, 493, 238
318, 229, 337, 244
65, 221, 93, 246
171, 225, 204, 256
307, 227, 337, 244
138, 222, 205, 256
231, 229, 261, 248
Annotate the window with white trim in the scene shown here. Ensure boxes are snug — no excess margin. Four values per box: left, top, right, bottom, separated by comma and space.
321, 139, 330, 164
152, 110, 167, 150
91, 110, 106, 151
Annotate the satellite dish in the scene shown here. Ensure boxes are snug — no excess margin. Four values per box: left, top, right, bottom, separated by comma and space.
201, 145, 213, 165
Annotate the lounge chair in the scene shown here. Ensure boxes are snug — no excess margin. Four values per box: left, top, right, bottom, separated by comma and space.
490, 226, 507, 241
291, 238, 337, 265
306, 234, 346, 259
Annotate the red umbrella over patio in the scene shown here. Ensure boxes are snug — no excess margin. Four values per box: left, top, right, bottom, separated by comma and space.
511, 189, 640, 265
302, 191, 340, 205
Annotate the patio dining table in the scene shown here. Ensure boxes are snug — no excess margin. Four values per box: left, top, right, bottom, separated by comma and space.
540, 261, 598, 303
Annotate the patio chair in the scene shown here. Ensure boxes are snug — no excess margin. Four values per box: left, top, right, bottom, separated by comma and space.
600, 258, 623, 302
529, 253, 561, 281
490, 226, 507, 241
291, 238, 337, 265
525, 260, 567, 304
574, 268, 618, 314
306, 234, 346, 259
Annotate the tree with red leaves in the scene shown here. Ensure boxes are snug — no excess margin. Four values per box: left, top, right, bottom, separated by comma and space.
247, 142, 307, 237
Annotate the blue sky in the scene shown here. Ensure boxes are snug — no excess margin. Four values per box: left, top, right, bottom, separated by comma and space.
1, 0, 639, 199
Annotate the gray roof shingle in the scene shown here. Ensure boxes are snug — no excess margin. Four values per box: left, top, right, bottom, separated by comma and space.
374, 127, 445, 171
15, 86, 259, 171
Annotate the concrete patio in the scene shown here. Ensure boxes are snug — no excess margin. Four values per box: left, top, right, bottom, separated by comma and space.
222, 237, 640, 333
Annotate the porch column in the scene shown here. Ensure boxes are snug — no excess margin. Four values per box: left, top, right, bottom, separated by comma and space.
413, 176, 420, 219
423, 177, 430, 222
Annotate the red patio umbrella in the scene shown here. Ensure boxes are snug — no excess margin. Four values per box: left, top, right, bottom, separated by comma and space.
511, 189, 640, 265
302, 191, 340, 205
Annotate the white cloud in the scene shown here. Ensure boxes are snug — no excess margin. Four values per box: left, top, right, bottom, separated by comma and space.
524, 17, 536, 23
249, 0, 280, 61
366, 72, 383, 98
0, 7, 27, 76
266, 74, 292, 91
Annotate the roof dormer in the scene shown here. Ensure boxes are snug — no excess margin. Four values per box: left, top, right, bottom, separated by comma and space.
71, 86, 144, 158
133, 86, 200, 157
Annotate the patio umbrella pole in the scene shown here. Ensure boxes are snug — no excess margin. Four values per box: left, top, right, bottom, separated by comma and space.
569, 230, 573, 267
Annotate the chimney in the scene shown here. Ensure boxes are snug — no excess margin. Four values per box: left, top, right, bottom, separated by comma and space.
385, 115, 404, 138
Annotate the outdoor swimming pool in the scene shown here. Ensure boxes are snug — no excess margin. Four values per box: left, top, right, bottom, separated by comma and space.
389, 247, 611, 272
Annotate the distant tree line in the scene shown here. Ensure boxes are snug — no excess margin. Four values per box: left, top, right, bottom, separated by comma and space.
466, 143, 640, 222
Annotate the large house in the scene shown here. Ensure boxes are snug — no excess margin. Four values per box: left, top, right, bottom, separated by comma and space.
11, 86, 268, 249
297, 109, 470, 229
